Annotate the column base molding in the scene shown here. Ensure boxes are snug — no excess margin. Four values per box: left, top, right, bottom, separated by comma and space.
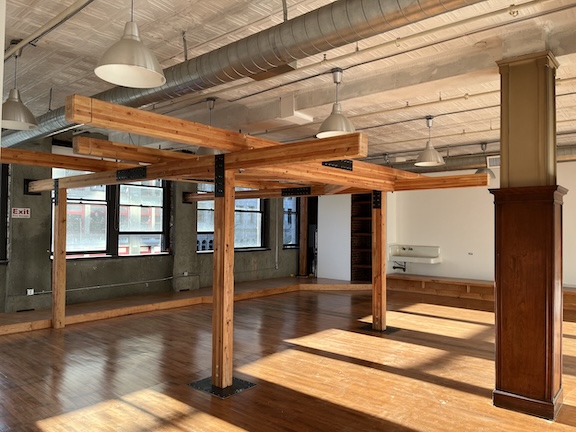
493, 388, 563, 420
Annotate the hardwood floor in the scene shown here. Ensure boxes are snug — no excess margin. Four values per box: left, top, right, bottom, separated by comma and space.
1, 289, 576, 431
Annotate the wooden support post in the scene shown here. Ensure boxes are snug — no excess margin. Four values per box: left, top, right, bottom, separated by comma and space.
298, 197, 309, 277
493, 52, 563, 419
492, 186, 565, 419
52, 185, 67, 329
371, 191, 386, 331
212, 157, 235, 389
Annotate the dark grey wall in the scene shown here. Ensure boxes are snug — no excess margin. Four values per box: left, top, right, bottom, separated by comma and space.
0, 146, 298, 313
198, 198, 298, 288
4, 140, 53, 312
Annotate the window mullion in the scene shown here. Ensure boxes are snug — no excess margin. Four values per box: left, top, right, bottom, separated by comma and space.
107, 184, 119, 256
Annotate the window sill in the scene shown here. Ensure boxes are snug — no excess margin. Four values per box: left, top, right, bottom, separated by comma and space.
49, 252, 172, 260
197, 247, 270, 254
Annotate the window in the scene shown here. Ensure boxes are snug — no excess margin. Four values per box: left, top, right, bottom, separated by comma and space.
283, 197, 298, 248
118, 180, 166, 255
0, 164, 8, 260
52, 169, 169, 257
197, 184, 265, 251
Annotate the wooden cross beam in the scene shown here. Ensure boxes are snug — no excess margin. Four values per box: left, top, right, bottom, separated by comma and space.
394, 173, 489, 191
67, 94, 276, 152
183, 185, 328, 202
73, 136, 198, 164
28, 133, 368, 192
0, 148, 137, 171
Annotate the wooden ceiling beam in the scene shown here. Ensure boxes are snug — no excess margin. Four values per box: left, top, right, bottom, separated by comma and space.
393, 173, 489, 191
66, 95, 276, 152
0, 148, 136, 171
245, 163, 396, 191
183, 185, 326, 202
73, 136, 197, 164
28, 133, 367, 192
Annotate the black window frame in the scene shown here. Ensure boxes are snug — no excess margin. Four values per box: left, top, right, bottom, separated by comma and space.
51, 168, 170, 257
116, 180, 170, 256
282, 196, 299, 249
196, 184, 266, 252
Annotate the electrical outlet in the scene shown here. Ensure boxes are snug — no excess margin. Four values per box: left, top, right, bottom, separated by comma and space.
26, 289, 34, 296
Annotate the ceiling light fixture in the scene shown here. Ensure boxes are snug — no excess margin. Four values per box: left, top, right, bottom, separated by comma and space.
94, 0, 166, 88
475, 142, 496, 178
2, 48, 38, 131
196, 98, 224, 156
415, 116, 445, 167
316, 68, 355, 138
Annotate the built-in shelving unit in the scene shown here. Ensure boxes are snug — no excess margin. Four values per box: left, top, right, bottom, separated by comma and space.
351, 193, 372, 282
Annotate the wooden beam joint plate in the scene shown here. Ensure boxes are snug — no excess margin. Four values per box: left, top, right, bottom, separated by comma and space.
116, 166, 148, 181
281, 187, 312, 196
322, 159, 353, 171
215, 154, 225, 197
373, 190, 382, 209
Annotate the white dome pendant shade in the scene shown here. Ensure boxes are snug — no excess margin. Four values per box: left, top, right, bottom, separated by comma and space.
415, 140, 445, 166
415, 116, 445, 167
475, 143, 495, 178
317, 68, 355, 138
2, 88, 38, 130
317, 103, 355, 138
95, 2, 166, 89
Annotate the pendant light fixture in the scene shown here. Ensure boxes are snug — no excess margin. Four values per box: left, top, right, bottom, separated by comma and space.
475, 142, 496, 178
415, 116, 445, 166
196, 98, 224, 156
2, 49, 38, 131
316, 68, 355, 138
94, 0, 166, 88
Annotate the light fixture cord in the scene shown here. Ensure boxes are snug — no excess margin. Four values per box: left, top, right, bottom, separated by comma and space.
130, 0, 134, 22
13, 54, 18, 90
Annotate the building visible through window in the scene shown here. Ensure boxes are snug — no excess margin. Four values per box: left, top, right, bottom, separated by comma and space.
197, 184, 264, 251
52, 169, 169, 257
283, 197, 298, 248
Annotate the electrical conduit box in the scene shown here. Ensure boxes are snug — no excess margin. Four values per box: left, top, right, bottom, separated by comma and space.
388, 244, 442, 264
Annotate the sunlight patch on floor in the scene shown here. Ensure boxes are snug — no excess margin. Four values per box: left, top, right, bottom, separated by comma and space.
35, 389, 244, 432
238, 327, 498, 432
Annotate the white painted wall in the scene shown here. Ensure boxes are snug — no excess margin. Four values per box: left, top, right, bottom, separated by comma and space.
559, 162, 576, 286
388, 162, 576, 285
317, 194, 351, 281
391, 169, 496, 280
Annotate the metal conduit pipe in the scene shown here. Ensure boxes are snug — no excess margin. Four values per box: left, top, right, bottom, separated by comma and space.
1, 0, 483, 147
386, 143, 576, 173
4, 0, 97, 60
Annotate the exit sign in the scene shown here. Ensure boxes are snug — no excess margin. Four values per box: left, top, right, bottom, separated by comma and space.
11, 208, 31, 219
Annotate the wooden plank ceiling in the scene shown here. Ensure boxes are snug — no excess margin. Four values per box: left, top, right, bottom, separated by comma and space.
0, 94, 489, 193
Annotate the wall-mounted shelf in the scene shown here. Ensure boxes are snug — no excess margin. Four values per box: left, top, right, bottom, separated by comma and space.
351, 193, 372, 282
389, 244, 442, 264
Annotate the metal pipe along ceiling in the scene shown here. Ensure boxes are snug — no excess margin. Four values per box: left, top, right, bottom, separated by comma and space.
2, 0, 483, 147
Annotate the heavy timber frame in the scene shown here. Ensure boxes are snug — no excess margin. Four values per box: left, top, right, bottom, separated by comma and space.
2, 94, 488, 393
